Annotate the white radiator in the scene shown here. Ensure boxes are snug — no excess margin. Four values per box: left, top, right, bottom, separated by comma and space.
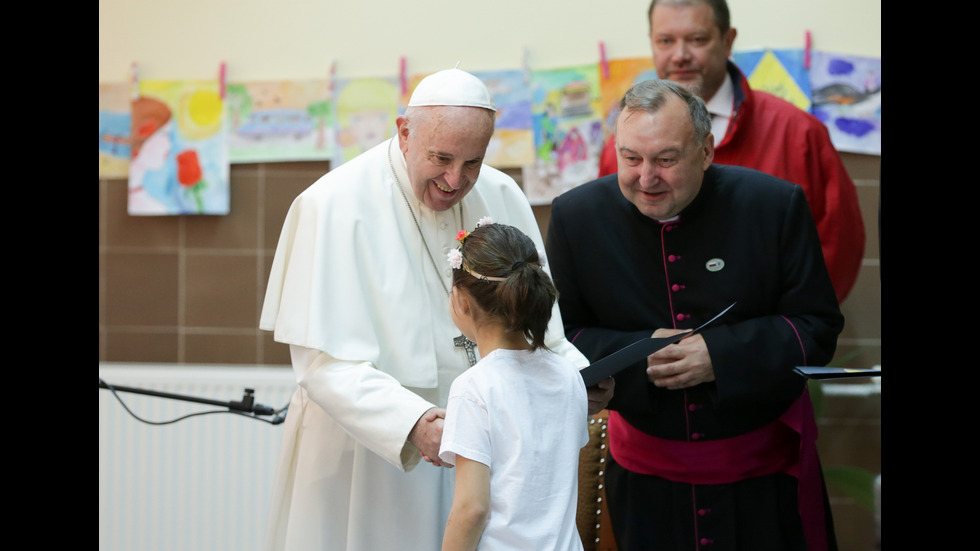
99, 364, 296, 551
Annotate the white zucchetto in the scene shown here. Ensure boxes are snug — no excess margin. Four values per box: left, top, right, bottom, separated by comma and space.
407, 67, 496, 112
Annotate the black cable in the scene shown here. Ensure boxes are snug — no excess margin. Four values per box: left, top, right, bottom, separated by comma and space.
100, 377, 290, 426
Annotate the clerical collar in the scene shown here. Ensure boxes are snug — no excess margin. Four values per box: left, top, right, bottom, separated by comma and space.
705, 74, 734, 147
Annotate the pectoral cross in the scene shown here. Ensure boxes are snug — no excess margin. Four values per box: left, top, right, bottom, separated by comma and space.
454, 334, 479, 367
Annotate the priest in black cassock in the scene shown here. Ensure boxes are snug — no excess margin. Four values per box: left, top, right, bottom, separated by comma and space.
546, 79, 843, 551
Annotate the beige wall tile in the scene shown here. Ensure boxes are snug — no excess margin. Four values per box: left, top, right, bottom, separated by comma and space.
262, 163, 328, 251
840, 152, 881, 181
184, 333, 261, 364
104, 330, 180, 363
104, 251, 179, 326
261, 332, 292, 366
856, 184, 880, 260
184, 253, 259, 328
839, 265, 881, 344
104, 181, 181, 249
185, 174, 261, 250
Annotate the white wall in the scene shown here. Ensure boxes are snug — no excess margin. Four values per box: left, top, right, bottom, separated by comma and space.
99, 0, 881, 83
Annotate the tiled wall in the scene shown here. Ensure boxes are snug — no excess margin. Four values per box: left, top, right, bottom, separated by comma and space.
99, 153, 881, 549
99, 161, 329, 365
99, 153, 880, 367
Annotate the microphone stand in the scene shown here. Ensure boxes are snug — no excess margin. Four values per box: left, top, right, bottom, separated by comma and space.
99, 379, 285, 422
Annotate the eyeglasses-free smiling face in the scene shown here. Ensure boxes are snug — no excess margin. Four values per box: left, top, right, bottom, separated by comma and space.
615, 95, 713, 221
649, 2, 736, 102
396, 106, 495, 212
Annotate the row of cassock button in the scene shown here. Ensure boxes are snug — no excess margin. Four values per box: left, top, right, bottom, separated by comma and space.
668, 223, 716, 548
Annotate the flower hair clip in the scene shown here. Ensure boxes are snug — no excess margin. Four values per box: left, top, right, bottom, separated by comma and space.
454, 216, 493, 249
448, 227, 469, 270
447, 248, 463, 269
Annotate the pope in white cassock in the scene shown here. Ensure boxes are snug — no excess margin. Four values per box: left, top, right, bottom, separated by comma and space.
260, 67, 610, 551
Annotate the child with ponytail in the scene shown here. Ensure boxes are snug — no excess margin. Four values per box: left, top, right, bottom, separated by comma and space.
439, 219, 589, 551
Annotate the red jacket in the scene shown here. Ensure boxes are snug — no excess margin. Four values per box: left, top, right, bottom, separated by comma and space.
598, 62, 865, 302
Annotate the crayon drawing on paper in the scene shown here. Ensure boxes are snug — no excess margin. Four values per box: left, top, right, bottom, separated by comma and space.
473, 69, 534, 168
226, 80, 335, 163
331, 77, 400, 167
128, 80, 229, 215
809, 51, 881, 155
599, 57, 656, 140
522, 64, 604, 205
732, 48, 812, 111
100, 83, 132, 179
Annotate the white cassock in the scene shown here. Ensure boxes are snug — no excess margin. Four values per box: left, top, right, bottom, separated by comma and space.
260, 138, 587, 551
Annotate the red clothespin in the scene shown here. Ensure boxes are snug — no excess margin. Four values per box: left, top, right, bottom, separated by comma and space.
219, 61, 227, 99
804, 30, 812, 70
399, 57, 408, 96
599, 41, 610, 80
328, 60, 337, 103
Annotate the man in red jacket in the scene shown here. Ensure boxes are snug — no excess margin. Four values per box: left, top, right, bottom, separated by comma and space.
598, 0, 864, 302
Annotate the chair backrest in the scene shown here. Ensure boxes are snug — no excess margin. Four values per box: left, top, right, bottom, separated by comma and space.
576, 410, 617, 551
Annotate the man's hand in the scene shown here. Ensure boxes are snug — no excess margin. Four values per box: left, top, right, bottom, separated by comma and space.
646, 329, 715, 390
408, 407, 451, 468
587, 376, 615, 415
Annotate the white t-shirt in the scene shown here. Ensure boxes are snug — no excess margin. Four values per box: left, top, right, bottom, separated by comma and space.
440, 348, 589, 551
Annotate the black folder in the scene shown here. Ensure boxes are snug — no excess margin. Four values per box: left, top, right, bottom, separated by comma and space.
793, 366, 881, 380
580, 302, 736, 387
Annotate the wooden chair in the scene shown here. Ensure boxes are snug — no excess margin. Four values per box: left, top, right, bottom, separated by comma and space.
576, 410, 618, 551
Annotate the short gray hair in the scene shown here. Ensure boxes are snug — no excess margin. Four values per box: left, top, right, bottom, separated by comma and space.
619, 79, 712, 146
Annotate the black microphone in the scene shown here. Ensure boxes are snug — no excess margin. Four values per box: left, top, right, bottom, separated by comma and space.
230, 388, 276, 416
